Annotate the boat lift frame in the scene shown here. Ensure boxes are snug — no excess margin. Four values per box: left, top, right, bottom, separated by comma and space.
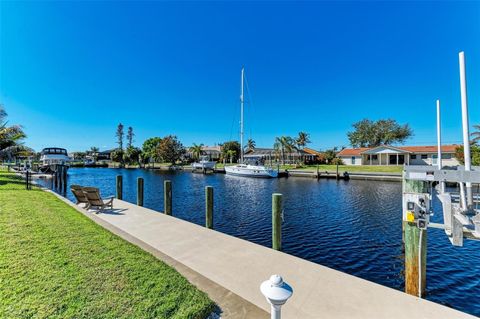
403, 165, 480, 245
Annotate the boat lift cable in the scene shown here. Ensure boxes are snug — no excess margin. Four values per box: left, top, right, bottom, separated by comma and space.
418, 228, 423, 298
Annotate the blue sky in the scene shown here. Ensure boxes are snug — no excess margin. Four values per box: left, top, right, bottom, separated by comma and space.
1, 1, 479, 152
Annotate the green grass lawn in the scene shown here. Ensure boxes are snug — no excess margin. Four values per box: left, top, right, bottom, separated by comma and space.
0, 171, 214, 319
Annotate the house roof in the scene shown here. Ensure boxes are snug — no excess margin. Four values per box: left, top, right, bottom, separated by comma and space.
303, 147, 324, 156
337, 145, 459, 156
337, 147, 370, 156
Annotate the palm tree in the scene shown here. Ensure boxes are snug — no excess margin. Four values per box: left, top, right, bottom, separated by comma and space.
295, 132, 311, 164
274, 136, 296, 165
189, 143, 204, 160
296, 132, 311, 150
226, 150, 236, 164
0, 106, 26, 151
90, 146, 99, 162
245, 138, 256, 152
471, 125, 480, 143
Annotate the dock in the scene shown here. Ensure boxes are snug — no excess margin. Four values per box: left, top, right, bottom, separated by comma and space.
51, 192, 475, 318
153, 165, 402, 181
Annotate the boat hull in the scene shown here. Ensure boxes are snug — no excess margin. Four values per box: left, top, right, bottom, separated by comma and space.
224, 165, 278, 178
192, 162, 216, 170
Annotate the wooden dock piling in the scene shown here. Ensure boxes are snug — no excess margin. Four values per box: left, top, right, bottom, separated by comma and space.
116, 175, 123, 200
205, 186, 213, 229
54, 166, 59, 188
137, 177, 144, 206
25, 170, 30, 190
62, 165, 67, 193
272, 193, 282, 251
403, 177, 428, 297
164, 180, 172, 215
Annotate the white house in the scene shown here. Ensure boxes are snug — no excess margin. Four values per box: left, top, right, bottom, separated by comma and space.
337, 145, 459, 166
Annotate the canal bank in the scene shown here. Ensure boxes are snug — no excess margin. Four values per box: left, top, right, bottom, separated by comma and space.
162, 165, 403, 181
33, 168, 480, 316
49, 193, 476, 318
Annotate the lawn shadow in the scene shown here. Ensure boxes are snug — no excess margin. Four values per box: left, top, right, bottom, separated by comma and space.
0, 179, 27, 187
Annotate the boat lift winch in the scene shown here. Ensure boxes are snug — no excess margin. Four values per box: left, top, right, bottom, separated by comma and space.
403, 165, 480, 246
402, 51, 479, 298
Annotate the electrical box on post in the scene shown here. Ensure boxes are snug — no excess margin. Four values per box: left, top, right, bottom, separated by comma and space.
403, 193, 430, 229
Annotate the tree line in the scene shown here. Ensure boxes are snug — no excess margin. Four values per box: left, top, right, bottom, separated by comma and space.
3, 102, 480, 167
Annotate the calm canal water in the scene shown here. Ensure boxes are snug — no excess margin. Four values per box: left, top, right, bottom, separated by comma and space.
39, 168, 480, 316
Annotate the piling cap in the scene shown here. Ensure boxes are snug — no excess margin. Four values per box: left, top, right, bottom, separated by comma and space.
260, 274, 293, 306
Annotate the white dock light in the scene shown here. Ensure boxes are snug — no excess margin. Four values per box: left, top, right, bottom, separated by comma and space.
260, 274, 293, 319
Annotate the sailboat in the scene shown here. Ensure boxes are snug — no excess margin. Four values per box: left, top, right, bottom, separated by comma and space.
224, 67, 278, 178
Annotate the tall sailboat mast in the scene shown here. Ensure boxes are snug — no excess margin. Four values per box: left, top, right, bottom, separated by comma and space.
240, 66, 245, 163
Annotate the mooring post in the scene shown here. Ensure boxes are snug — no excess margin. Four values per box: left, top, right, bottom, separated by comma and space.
164, 180, 172, 215
403, 173, 428, 298
25, 170, 29, 190
137, 177, 144, 206
54, 166, 59, 189
116, 175, 123, 200
316, 164, 320, 179
205, 186, 213, 229
58, 165, 62, 191
272, 193, 282, 251
336, 163, 339, 180
62, 165, 67, 193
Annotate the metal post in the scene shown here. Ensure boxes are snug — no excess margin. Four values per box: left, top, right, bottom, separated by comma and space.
205, 186, 213, 229
164, 180, 172, 215
137, 177, 144, 206
240, 67, 245, 163
272, 193, 282, 250
459, 51, 473, 207
116, 175, 123, 200
436, 99, 445, 193
25, 170, 29, 190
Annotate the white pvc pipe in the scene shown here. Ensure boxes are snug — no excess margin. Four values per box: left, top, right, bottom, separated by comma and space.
436, 100, 445, 193
459, 51, 473, 207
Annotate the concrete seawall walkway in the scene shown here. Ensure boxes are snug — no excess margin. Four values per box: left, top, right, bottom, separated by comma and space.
57, 194, 475, 319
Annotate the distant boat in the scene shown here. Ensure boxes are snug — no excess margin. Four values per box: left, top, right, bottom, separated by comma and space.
224, 67, 278, 178
39, 147, 70, 173
192, 155, 216, 171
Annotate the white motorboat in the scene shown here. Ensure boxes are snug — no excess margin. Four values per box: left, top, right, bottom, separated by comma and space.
39, 147, 71, 173
224, 67, 278, 178
192, 155, 216, 170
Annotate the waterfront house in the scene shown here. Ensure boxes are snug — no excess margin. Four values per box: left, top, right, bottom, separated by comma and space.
244, 147, 318, 164
337, 145, 459, 166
